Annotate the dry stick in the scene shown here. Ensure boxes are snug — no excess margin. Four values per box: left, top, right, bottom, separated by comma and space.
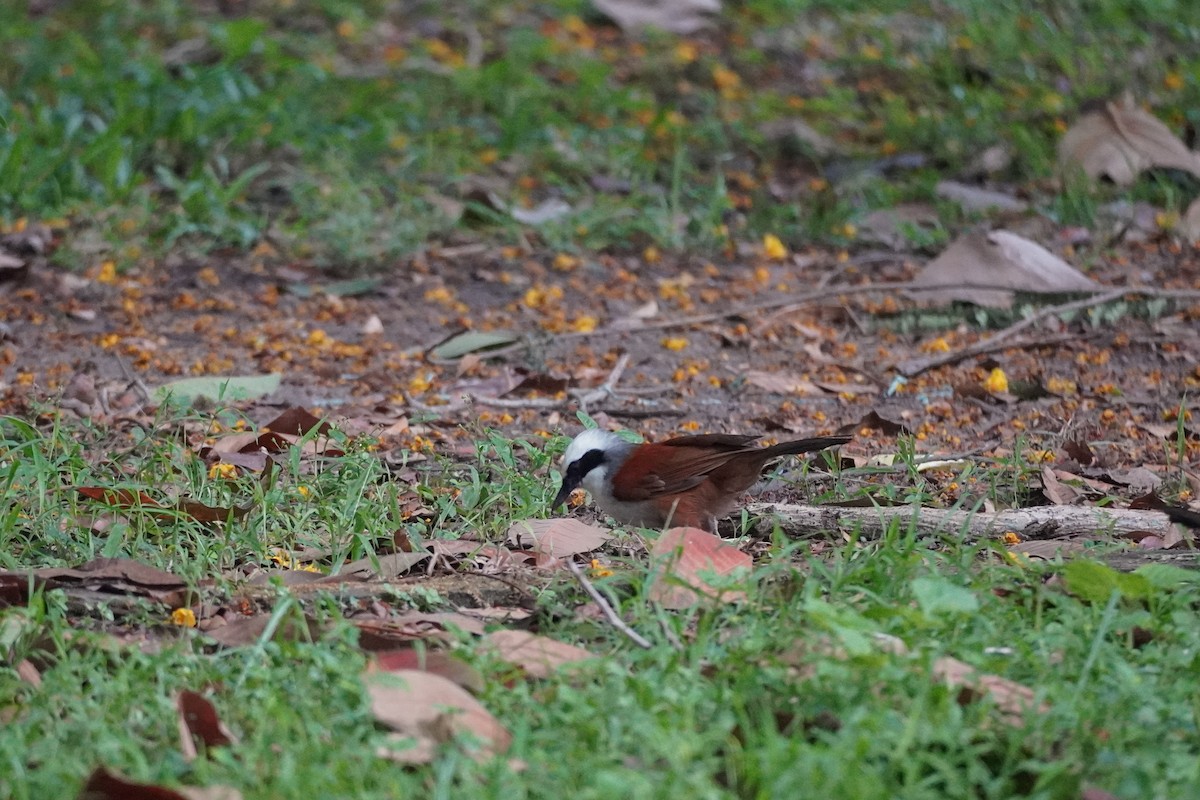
748, 502, 1181, 540
566, 559, 653, 649
561, 282, 1200, 339
894, 287, 1130, 376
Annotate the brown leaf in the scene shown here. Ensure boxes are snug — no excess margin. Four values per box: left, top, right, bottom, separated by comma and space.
354, 612, 487, 650
743, 370, 825, 397
176, 690, 237, 760
76, 767, 242, 800
592, 0, 719, 34
647, 527, 752, 608
507, 518, 613, 558
365, 669, 511, 763
910, 230, 1098, 308
1059, 93, 1200, 186
839, 410, 911, 438
482, 630, 595, 679
203, 613, 325, 648
932, 656, 1047, 726
1041, 466, 1083, 506
337, 550, 431, 580
370, 648, 485, 693
262, 407, 330, 436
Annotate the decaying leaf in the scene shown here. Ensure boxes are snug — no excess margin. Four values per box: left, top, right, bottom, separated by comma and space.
371, 648, 485, 693
743, 370, 825, 397
857, 203, 941, 249
934, 181, 1027, 213
1180, 197, 1200, 242
76, 766, 241, 800
337, 550, 431, 580
507, 518, 613, 558
647, 527, 752, 608
482, 630, 595, 678
1059, 94, 1200, 186
910, 229, 1098, 307
365, 668, 511, 763
428, 330, 521, 361
176, 690, 237, 761
932, 656, 1047, 726
592, 0, 720, 34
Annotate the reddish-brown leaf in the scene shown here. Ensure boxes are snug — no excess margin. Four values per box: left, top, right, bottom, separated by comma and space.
370, 648, 484, 693
365, 669, 511, 764
482, 630, 595, 679
176, 690, 237, 760
506, 518, 612, 558
647, 527, 752, 609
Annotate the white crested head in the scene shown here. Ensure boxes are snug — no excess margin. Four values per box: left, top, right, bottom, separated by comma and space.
562, 428, 626, 467
553, 428, 637, 512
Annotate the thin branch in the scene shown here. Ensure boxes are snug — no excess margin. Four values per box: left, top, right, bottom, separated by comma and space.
566, 559, 653, 649
894, 287, 1130, 376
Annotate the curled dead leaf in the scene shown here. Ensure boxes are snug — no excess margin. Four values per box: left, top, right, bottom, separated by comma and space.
482, 629, 595, 679
1059, 94, 1200, 186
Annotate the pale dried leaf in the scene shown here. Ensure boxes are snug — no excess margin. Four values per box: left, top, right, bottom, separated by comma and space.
858, 203, 940, 249
1009, 540, 1087, 560
932, 656, 1047, 726
647, 527, 752, 608
507, 518, 613, 557
1059, 94, 1200, 186
910, 230, 1098, 307
593, 0, 720, 33
339, 550, 431, 579
510, 198, 572, 226
1180, 197, 1200, 242
365, 669, 511, 762
744, 370, 825, 397
483, 629, 595, 678
1041, 466, 1083, 506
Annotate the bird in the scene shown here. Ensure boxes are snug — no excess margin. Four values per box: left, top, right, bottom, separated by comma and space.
552, 429, 851, 532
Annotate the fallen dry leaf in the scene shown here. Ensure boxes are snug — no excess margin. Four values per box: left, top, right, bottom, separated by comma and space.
176, 690, 237, 761
370, 648, 485, 693
910, 230, 1098, 307
482, 630, 595, 679
507, 518, 613, 558
1180, 197, 1200, 242
932, 656, 1047, 726
1059, 93, 1200, 186
647, 527, 752, 609
365, 668, 511, 763
592, 0, 720, 33
743, 370, 826, 397
76, 767, 241, 800
337, 550, 431, 580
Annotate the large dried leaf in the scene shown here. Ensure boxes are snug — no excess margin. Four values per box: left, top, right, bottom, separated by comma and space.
365, 669, 511, 763
932, 656, 1047, 726
176, 690, 237, 761
910, 230, 1098, 307
592, 0, 720, 33
507, 518, 613, 557
1059, 94, 1200, 186
338, 550, 431, 580
1180, 197, 1200, 242
371, 648, 485, 693
76, 767, 241, 800
428, 330, 520, 361
482, 630, 595, 679
934, 181, 1027, 213
647, 527, 752, 608
743, 370, 825, 397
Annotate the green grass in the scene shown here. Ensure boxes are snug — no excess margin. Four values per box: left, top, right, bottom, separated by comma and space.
3, 411, 1200, 798
2, 0, 1197, 266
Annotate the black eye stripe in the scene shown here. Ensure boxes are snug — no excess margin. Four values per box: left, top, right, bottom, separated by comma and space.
569, 448, 606, 477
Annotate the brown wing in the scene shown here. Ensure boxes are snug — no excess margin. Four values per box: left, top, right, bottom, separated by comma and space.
611, 441, 761, 501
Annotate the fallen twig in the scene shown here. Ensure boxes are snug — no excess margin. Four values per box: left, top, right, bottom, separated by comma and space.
748, 501, 1181, 541
566, 559, 653, 649
894, 287, 1130, 376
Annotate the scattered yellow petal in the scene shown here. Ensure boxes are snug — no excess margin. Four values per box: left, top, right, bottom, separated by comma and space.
553, 253, 580, 271
661, 337, 689, 351
306, 329, 328, 346
408, 373, 432, 394
479, 148, 499, 165
983, 367, 1008, 394
762, 234, 787, 261
571, 315, 598, 333
923, 336, 951, 353
589, 559, 614, 578
208, 463, 238, 480
171, 608, 197, 628
97, 260, 118, 284
1164, 71, 1184, 91
643, 246, 661, 264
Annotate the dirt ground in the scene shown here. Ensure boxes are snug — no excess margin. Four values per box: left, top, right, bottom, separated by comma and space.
3, 232, 1199, 494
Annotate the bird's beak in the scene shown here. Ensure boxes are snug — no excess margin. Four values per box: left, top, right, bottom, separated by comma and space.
552, 474, 581, 510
